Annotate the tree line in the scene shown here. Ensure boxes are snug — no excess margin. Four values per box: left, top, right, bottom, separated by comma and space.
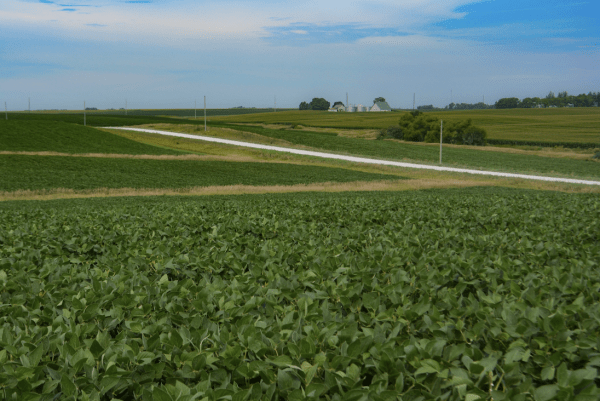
495, 91, 600, 109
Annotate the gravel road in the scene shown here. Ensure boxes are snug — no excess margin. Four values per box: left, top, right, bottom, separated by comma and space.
106, 127, 600, 186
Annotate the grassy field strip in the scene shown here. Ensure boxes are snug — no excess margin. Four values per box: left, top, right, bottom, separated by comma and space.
244, 124, 596, 160
0, 179, 488, 201
108, 127, 600, 186
0, 151, 266, 162
3, 169, 598, 201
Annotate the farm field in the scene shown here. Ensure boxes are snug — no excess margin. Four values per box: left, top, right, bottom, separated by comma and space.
0, 120, 184, 155
1, 189, 599, 400
3, 113, 207, 128
132, 123, 600, 180
0, 155, 401, 192
209, 108, 600, 145
93, 108, 295, 117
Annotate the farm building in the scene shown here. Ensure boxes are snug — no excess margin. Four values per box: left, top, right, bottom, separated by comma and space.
328, 104, 346, 112
370, 101, 392, 112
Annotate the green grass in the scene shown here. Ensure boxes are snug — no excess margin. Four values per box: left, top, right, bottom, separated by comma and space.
0, 188, 598, 399
0, 155, 402, 191
0, 120, 185, 154
211, 108, 600, 144
209, 123, 600, 179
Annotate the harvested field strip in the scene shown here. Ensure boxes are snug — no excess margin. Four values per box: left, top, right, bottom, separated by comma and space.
2, 169, 598, 201
0, 179, 483, 201
0, 151, 260, 161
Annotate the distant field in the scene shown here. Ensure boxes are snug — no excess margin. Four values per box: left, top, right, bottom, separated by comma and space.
4, 113, 205, 127
0, 155, 401, 192
0, 120, 184, 155
94, 108, 295, 117
210, 108, 600, 144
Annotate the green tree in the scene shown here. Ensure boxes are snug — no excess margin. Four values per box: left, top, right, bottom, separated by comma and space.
332, 101, 344, 108
373, 97, 386, 103
495, 97, 520, 109
310, 98, 330, 111
299, 101, 311, 110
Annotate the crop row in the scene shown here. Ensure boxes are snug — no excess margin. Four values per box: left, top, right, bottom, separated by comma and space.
486, 139, 599, 150
0, 189, 599, 400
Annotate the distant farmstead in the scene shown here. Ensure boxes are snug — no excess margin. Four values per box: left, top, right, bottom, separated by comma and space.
370, 101, 392, 112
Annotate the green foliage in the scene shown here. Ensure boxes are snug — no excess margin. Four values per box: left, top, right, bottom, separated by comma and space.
0, 189, 599, 399
0, 155, 400, 191
299, 101, 311, 110
373, 97, 386, 103
495, 98, 521, 109
309, 98, 331, 111
381, 125, 403, 140
0, 120, 184, 155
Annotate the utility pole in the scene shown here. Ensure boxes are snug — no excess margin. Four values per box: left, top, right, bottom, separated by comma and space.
84, 101, 86, 126
195, 99, 197, 119
28, 97, 30, 113
346, 92, 349, 109
274, 96, 277, 112
451, 90, 453, 104
439, 120, 443, 164
5, 102, 7, 120
204, 96, 207, 131
413, 93, 415, 110
125, 99, 127, 116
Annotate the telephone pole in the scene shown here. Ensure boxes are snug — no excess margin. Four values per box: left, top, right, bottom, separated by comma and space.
204, 96, 207, 131
125, 99, 127, 116
195, 99, 197, 119
413, 93, 415, 110
84, 101, 86, 126
5, 102, 7, 120
274, 96, 277, 112
439, 120, 443, 164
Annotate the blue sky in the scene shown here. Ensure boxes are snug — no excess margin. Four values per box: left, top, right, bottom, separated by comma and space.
0, 0, 598, 110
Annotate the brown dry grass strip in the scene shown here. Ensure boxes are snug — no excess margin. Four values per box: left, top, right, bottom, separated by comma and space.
0, 151, 260, 162
1, 176, 598, 202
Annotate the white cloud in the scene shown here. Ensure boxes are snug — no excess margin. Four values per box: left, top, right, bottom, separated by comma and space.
0, 0, 486, 43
